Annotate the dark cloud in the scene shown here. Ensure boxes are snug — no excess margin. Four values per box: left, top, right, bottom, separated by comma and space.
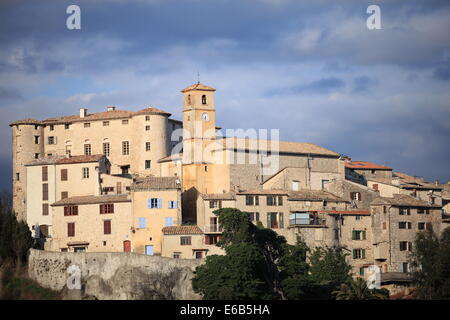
352, 76, 378, 93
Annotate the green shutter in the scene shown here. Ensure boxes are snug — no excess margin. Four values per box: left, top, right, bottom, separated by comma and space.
353, 249, 357, 259
362, 249, 366, 259
352, 230, 356, 240
363, 231, 366, 240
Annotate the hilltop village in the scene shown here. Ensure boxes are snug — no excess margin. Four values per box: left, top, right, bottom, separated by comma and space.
10, 82, 450, 294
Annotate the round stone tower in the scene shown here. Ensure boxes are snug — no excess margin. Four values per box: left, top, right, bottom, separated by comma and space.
10, 119, 44, 221
131, 107, 171, 177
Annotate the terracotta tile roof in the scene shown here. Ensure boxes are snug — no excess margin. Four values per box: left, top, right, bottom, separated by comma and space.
181, 82, 216, 93
217, 137, 339, 157
237, 189, 289, 195
51, 194, 130, 206
9, 118, 43, 126
56, 154, 105, 165
162, 225, 203, 235
134, 107, 171, 116
25, 154, 105, 166
393, 172, 442, 190
201, 193, 236, 200
42, 109, 134, 124
345, 161, 392, 170
132, 176, 181, 191
320, 210, 370, 216
371, 194, 440, 207
288, 190, 348, 202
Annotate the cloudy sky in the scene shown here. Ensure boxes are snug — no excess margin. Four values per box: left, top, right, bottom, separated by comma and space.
0, 0, 449, 190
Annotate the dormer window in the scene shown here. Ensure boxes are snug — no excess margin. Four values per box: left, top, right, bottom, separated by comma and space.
202, 95, 206, 105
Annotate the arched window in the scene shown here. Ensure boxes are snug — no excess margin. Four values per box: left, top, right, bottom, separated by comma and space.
202, 95, 207, 105
187, 94, 191, 105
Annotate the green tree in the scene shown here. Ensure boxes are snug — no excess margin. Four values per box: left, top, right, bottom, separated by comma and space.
410, 226, 450, 299
333, 277, 389, 300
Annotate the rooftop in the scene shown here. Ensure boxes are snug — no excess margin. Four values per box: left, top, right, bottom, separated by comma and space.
131, 176, 181, 191
162, 225, 203, 235
26, 154, 105, 166
181, 82, 216, 93
371, 194, 440, 207
345, 161, 392, 170
288, 190, 348, 202
217, 137, 339, 157
201, 193, 236, 200
51, 194, 130, 206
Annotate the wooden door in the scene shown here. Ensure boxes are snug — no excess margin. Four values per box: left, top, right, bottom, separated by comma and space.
123, 240, 131, 252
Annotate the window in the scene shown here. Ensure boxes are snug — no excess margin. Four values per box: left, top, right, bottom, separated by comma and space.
292, 180, 299, 191
61, 169, 68, 181
180, 236, 191, 245
383, 206, 387, 213
399, 208, 410, 215
267, 195, 283, 206
67, 223, 75, 237
173, 252, 181, 259
168, 201, 178, 209
103, 121, 109, 126
42, 166, 48, 181
148, 198, 162, 209
61, 192, 68, 199
82, 167, 89, 179
35, 153, 39, 159
146, 142, 151, 151
350, 192, 362, 201
352, 249, 366, 259
165, 217, 173, 227
100, 204, 114, 214
42, 203, 49, 216
418, 222, 427, 230
400, 241, 412, 251
48, 136, 56, 145
42, 183, 48, 201
145, 125, 150, 131
202, 95, 207, 105
195, 251, 203, 259
65, 123, 70, 129
84, 144, 91, 155
204, 165, 208, 172
34, 136, 40, 144
399, 222, 412, 229
104, 220, 111, 235
103, 143, 110, 156
64, 206, 78, 216
351, 230, 367, 240
121, 165, 129, 174
209, 200, 221, 209
321, 179, 329, 190
145, 115, 150, 121
355, 216, 362, 221
122, 120, 129, 125
417, 208, 425, 214
267, 212, 279, 229
15, 172, 19, 181
400, 262, 409, 273
138, 217, 146, 228
49, 125, 54, 131
205, 235, 219, 245
245, 195, 259, 206
84, 123, 90, 128
359, 267, 365, 276
122, 141, 129, 155
249, 212, 260, 222
145, 160, 151, 169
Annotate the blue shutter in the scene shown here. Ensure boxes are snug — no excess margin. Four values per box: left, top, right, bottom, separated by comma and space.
168, 201, 172, 209
145, 245, 154, 256
157, 198, 162, 208
147, 198, 151, 209
165, 217, 173, 227
139, 217, 146, 228
173, 201, 178, 208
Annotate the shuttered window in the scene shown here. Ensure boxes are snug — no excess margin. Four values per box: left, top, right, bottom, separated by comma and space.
138, 217, 146, 228
42, 203, 49, 216
67, 223, 75, 237
42, 183, 48, 201
180, 236, 191, 245
148, 198, 162, 209
165, 217, 173, 227
61, 192, 68, 199
42, 166, 48, 181
64, 206, 78, 216
104, 220, 111, 234
100, 203, 114, 214
169, 201, 178, 209
61, 169, 68, 181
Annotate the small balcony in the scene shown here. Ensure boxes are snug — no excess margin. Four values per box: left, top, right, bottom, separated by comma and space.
288, 213, 326, 228
203, 224, 223, 234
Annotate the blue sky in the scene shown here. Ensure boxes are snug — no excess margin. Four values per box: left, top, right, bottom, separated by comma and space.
0, 0, 449, 190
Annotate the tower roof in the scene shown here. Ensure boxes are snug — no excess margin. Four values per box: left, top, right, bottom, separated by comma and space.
181, 82, 216, 93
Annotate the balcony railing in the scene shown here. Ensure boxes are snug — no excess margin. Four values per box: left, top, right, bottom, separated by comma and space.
203, 224, 223, 233
289, 218, 325, 227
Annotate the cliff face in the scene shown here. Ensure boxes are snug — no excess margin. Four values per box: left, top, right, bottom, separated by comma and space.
28, 249, 202, 300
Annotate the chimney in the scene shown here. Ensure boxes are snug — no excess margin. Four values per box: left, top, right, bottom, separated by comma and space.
107, 106, 116, 112
80, 108, 88, 118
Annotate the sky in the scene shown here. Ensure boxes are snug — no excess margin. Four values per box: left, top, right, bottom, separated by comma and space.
0, 0, 449, 190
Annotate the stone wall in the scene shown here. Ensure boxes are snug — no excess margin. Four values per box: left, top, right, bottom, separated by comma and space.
28, 249, 203, 300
